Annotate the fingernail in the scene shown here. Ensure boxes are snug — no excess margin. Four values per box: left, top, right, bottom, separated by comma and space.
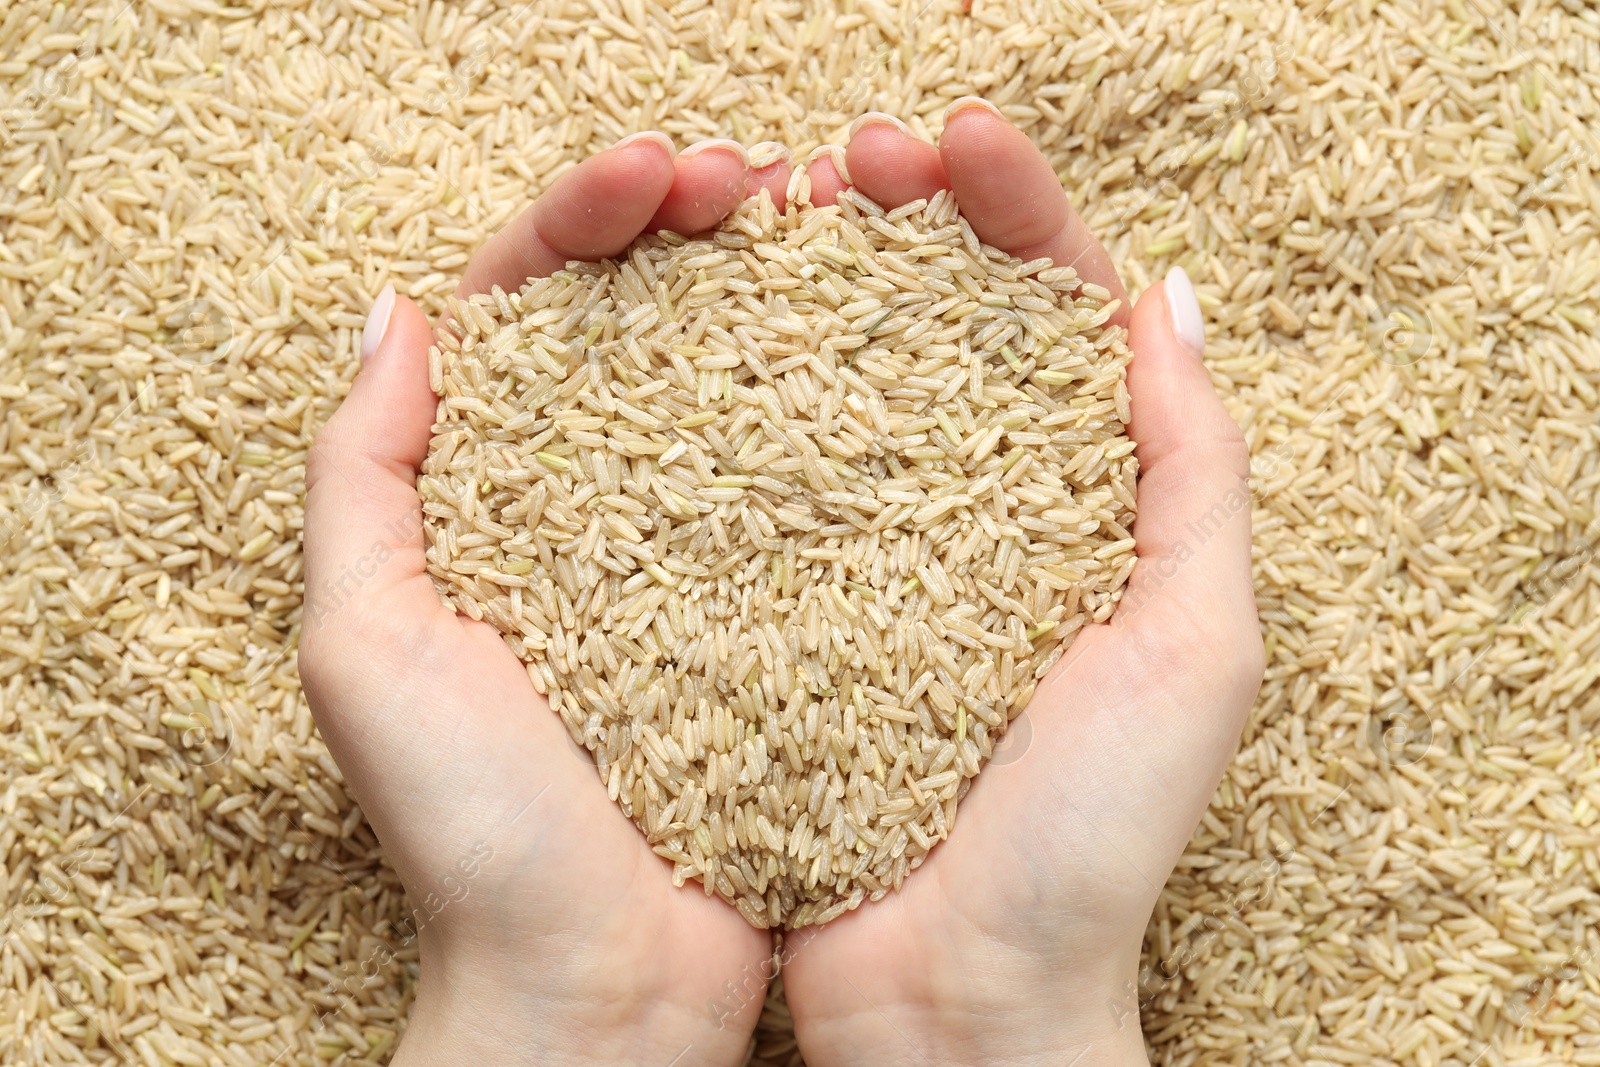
612, 130, 675, 158
1164, 266, 1205, 358
748, 141, 790, 170
681, 138, 749, 166
945, 96, 1004, 122
804, 144, 852, 185
361, 283, 396, 363
848, 112, 914, 139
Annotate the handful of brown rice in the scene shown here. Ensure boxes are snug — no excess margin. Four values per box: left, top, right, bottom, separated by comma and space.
421, 184, 1137, 928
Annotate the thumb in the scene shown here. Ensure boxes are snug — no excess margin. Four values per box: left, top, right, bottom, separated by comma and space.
1116, 267, 1261, 679
981, 269, 1261, 881
303, 284, 440, 637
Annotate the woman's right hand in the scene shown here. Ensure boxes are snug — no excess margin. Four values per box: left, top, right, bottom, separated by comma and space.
300, 131, 794, 1067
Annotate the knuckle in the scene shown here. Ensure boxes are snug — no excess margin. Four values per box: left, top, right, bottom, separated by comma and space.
299, 595, 430, 707
295, 621, 341, 707
305, 426, 346, 496
1232, 621, 1267, 702
1215, 433, 1252, 484
299, 603, 375, 692
1127, 608, 1206, 675
1128, 594, 1262, 705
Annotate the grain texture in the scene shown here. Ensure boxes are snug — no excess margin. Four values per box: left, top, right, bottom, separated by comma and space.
2, 0, 1596, 1063
422, 188, 1135, 927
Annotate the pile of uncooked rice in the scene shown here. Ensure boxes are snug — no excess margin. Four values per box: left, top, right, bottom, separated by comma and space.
421, 185, 1136, 928
5, 0, 1600, 1063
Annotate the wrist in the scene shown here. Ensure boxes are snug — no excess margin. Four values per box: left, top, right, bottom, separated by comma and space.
798, 1005, 1150, 1067
793, 950, 1152, 1067
392, 929, 755, 1067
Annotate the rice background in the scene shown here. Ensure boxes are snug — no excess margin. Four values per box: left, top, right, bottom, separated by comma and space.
1, 0, 1598, 1064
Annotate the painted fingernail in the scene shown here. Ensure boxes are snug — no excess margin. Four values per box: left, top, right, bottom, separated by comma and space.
681, 138, 749, 166
748, 141, 790, 170
361, 283, 396, 363
1164, 266, 1205, 359
848, 112, 914, 139
804, 144, 853, 185
945, 96, 1004, 122
612, 130, 676, 158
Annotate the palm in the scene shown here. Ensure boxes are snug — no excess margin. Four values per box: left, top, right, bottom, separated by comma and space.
301, 132, 787, 1063
345, 575, 766, 984
785, 618, 1256, 1064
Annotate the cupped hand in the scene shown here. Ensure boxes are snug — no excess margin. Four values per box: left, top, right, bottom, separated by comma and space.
299, 134, 795, 1066
780, 103, 1266, 1067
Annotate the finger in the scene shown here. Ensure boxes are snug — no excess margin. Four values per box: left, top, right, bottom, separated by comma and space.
987, 268, 1258, 874
803, 144, 850, 208
937, 98, 1130, 324
455, 132, 676, 297
747, 141, 792, 209
1119, 266, 1257, 646
648, 138, 751, 235
844, 113, 947, 207
303, 285, 440, 632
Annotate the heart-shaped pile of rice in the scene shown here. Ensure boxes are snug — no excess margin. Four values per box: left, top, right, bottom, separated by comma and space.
421, 184, 1136, 928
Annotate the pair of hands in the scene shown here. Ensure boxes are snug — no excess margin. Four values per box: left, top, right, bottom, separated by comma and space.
300, 101, 1263, 1066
